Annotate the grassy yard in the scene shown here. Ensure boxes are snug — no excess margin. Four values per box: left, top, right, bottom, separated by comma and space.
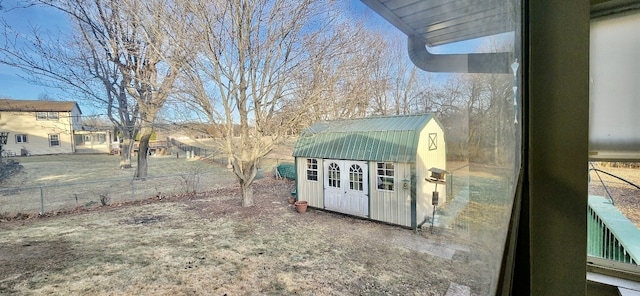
0, 178, 507, 296
0, 152, 516, 295
5, 153, 232, 186
0, 153, 237, 215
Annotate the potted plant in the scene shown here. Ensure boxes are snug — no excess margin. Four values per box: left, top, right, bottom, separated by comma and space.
294, 200, 308, 213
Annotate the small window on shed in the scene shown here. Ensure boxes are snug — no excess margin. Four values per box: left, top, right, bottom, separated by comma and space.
429, 133, 437, 151
306, 159, 318, 181
36, 112, 47, 120
376, 162, 394, 191
48, 112, 59, 120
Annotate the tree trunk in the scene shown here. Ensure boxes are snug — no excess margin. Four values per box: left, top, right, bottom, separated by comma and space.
134, 127, 153, 178
240, 179, 254, 207
233, 158, 259, 207
120, 137, 134, 169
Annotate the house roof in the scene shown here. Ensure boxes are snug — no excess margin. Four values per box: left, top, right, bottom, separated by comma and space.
293, 114, 436, 162
0, 99, 81, 114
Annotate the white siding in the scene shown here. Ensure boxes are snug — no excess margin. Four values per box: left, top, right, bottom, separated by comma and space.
369, 161, 412, 227
0, 111, 75, 155
295, 157, 324, 208
415, 120, 447, 224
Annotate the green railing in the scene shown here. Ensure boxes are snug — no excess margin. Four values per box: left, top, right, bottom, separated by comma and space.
587, 195, 640, 264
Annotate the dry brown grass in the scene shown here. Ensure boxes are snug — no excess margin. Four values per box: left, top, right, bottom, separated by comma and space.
589, 162, 640, 228
0, 153, 236, 215
0, 177, 511, 296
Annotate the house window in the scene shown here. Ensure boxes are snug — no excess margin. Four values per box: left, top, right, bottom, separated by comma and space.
15, 134, 28, 143
376, 162, 394, 191
49, 134, 60, 147
327, 162, 340, 188
36, 112, 59, 120
429, 133, 437, 151
349, 164, 364, 191
306, 159, 318, 181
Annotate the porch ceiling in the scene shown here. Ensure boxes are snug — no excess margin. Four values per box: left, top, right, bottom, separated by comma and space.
360, 0, 515, 47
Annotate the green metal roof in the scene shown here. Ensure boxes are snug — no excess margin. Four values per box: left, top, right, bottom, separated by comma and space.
293, 114, 435, 162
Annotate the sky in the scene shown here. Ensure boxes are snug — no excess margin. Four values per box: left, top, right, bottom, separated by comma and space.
0, 0, 70, 100
0, 0, 490, 111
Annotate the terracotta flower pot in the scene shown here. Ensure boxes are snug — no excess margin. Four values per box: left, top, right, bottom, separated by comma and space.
294, 200, 308, 213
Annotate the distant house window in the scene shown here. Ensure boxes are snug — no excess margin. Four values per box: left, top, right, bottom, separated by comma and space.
97, 134, 106, 144
16, 134, 28, 143
429, 133, 437, 151
49, 134, 60, 147
377, 162, 394, 191
36, 111, 60, 120
306, 159, 318, 181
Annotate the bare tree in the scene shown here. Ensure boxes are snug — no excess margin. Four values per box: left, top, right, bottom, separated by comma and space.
294, 22, 386, 123
367, 35, 422, 116
0, 10, 140, 168
1, 0, 192, 176
69, 0, 192, 178
180, 0, 346, 206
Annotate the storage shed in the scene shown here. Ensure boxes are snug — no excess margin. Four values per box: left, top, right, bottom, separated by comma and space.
292, 114, 446, 228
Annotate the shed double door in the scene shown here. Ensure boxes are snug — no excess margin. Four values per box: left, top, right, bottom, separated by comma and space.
323, 160, 369, 217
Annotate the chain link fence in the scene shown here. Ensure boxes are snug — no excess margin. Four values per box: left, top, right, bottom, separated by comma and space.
0, 172, 235, 216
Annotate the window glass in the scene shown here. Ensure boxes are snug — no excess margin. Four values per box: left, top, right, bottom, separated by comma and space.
306, 159, 318, 181
49, 134, 60, 147
355, 1, 522, 293
0, 1, 522, 295
349, 164, 363, 191
376, 162, 394, 191
16, 134, 28, 143
328, 162, 340, 188
588, 11, 640, 270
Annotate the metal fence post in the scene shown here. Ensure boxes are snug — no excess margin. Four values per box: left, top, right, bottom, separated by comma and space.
40, 186, 44, 214
196, 173, 200, 193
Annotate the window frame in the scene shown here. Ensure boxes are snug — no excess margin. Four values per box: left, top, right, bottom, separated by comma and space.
306, 158, 318, 182
376, 162, 394, 192
36, 112, 47, 120
48, 134, 60, 147
349, 164, 364, 191
15, 134, 28, 144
